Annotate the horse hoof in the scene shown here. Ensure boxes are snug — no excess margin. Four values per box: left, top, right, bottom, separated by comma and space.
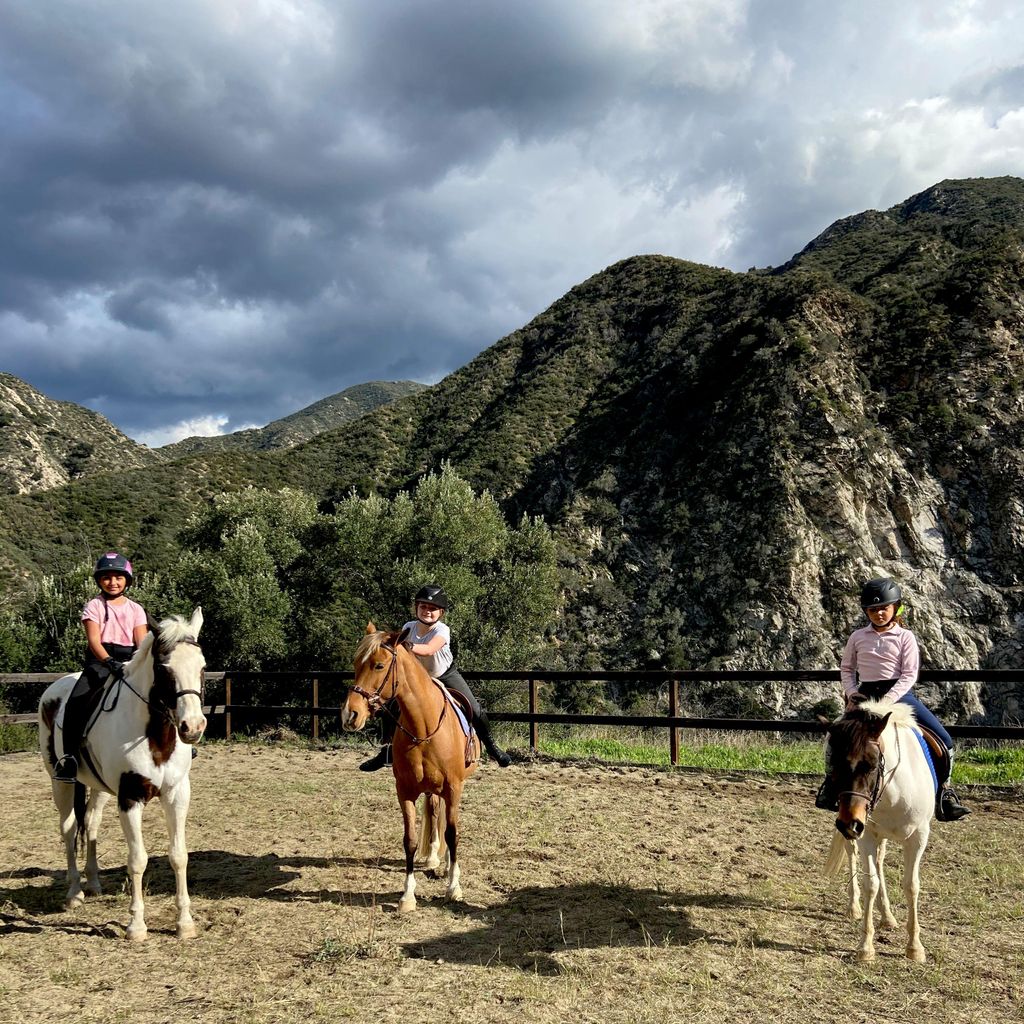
847, 909, 862, 922
84, 882, 102, 897
447, 887, 463, 902
65, 893, 85, 911
855, 949, 875, 962
126, 925, 148, 942
906, 946, 926, 962
881, 916, 898, 930
418, 857, 441, 872
397, 898, 416, 915
177, 923, 198, 940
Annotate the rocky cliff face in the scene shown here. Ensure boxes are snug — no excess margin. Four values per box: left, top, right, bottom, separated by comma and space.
0, 373, 158, 494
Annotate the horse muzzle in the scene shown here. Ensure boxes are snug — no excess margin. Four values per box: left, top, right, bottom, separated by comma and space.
835, 817, 864, 840
178, 716, 207, 745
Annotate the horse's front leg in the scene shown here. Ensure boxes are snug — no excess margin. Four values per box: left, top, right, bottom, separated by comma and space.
855, 836, 881, 961
161, 776, 197, 939
845, 839, 861, 921
119, 801, 149, 941
52, 780, 84, 909
397, 796, 418, 914
83, 790, 111, 897
875, 838, 898, 930
902, 829, 929, 962
443, 782, 464, 902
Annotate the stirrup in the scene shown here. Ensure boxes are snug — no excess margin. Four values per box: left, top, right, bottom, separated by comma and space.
359, 746, 392, 772
53, 755, 79, 783
937, 786, 970, 822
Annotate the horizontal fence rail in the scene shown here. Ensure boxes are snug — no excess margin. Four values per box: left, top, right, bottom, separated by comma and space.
4, 668, 1023, 764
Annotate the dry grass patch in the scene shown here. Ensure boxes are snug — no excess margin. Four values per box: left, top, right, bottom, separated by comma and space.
0, 746, 1021, 1024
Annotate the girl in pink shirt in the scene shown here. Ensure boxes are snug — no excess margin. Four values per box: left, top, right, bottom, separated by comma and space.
53, 552, 149, 782
816, 578, 969, 821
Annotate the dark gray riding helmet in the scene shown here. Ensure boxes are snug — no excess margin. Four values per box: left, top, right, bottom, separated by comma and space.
413, 584, 449, 609
860, 577, 902, 609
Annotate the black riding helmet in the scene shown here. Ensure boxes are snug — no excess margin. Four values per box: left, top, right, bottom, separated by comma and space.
860, 577, 901, 609
94, 552, 134, 588
414, 584, 449, 609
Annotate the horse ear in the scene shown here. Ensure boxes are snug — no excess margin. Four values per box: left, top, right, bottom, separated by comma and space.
146, 612, 161, 639
397, 627, 411, 646
189, 606, 203, 637
366, 621, 377, 634
868, 712, 891, 738
816, 714, 833, 728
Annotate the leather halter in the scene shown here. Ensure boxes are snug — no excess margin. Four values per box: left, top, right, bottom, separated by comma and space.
350, 642, 448, 746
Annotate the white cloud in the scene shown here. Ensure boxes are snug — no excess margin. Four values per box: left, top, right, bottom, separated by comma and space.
136, 414, 234, 448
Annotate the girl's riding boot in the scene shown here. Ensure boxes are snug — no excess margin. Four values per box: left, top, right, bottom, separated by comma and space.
937, 785, 970, 821
814, 741, 838, 810
54, 692, 91, 782
814, 775, 839, 811
359, 704, 397, 772
474, 709, 512, 767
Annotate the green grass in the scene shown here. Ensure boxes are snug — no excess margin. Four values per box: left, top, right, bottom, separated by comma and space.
0, 722, 36, 755
530, 729, 1024, 785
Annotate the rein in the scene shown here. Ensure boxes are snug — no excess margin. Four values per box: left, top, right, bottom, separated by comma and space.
351, 643, 448, 746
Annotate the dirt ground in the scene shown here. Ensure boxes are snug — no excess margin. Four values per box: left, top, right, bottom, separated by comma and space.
0, 743, 1021, 1024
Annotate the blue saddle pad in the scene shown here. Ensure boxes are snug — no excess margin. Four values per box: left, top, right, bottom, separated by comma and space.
912, 729, 939, 793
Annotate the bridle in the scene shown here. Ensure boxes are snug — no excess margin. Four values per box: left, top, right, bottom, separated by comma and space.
837, 729, 901, 815
350, 641, 448, 746
100, 638, 206, 726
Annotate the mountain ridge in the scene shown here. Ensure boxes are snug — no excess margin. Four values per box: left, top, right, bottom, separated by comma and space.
3, 177, 1024, 723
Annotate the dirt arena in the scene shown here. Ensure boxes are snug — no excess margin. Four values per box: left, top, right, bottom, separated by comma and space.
0, 743, 1021, 1024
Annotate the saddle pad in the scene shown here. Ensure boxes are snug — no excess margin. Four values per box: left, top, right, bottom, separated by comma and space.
912, 729, 939, 793
431, 679, 472, 738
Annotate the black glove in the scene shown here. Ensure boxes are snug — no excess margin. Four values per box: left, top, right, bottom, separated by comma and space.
104, 657, 125, 677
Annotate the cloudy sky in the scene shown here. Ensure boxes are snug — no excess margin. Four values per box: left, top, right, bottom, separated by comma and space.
2, 1, 1023, 446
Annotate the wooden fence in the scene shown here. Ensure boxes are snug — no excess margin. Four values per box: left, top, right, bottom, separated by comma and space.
3, 668, 1022, 764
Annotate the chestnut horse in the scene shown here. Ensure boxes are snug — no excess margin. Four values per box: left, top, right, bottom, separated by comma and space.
342, 623, 480, 913
37, 610, 207, 940
822, 700, 935, 962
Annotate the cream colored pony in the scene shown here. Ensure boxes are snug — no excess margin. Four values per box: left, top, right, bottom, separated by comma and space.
822, 700, 935, 961
37, 610, 207, 941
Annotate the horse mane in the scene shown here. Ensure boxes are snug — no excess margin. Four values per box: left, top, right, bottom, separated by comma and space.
155, 614, 200, 647
858, 699, 917, 729
355, 630, 391, 666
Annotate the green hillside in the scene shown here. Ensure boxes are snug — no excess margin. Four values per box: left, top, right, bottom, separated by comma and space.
4, 177, 1024, 683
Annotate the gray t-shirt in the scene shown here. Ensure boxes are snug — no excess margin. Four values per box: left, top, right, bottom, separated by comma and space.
403, 619, 453, 679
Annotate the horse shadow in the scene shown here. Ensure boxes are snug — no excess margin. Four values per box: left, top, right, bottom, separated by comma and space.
402, 882, 773, 973
0, 851, 394, 914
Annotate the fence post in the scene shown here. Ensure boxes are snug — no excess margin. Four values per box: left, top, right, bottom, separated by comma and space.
224, 675, 232, 741
529, 678, 539, 754
312, 677, 319, 742
669, 677, 679, 766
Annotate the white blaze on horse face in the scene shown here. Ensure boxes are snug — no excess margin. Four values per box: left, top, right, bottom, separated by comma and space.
169, 641, 207, 744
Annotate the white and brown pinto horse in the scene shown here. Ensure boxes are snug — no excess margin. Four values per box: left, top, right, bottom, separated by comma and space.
342, 623, 480, 914
37, 610, 207, 941
823, 700, 934, 962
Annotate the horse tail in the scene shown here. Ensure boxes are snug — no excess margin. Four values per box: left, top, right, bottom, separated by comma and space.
415, 794, 448, 865
73, 781, 87, 854
823, 831, 852, 879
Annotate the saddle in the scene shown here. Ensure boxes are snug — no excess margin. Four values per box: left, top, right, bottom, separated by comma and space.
430, 679, 479, 767
57, 667, 113, 758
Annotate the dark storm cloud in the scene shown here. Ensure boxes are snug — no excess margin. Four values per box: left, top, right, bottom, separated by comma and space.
1, 1, 1022, 445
